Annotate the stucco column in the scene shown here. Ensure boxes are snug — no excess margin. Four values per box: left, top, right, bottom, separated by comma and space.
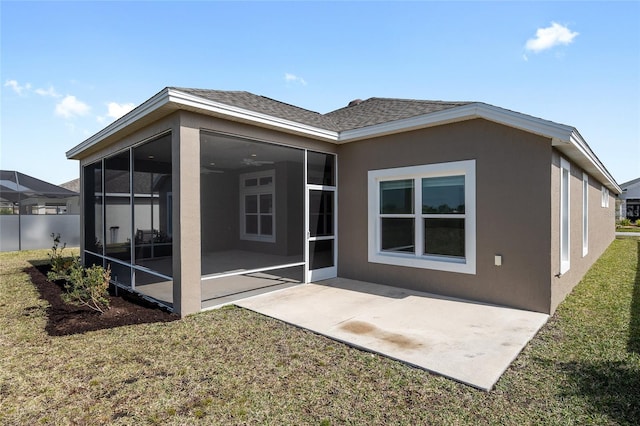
172, 124, 202, 316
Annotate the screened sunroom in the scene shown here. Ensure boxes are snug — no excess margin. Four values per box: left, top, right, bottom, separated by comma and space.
80, 127, 336, 312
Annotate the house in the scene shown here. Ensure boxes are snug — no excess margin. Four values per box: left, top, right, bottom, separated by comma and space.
0, 170, 80, 251
619, 177, 640, 222
65, 87, 620, 317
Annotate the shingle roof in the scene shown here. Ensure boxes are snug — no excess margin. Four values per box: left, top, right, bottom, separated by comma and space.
170, 87, 471, 132
620, 177, 640, 189
172, 87, 338, 130
324, 98, 472, 131
59, 178, 80, 193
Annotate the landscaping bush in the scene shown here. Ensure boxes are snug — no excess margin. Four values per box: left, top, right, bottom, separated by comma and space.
62, 258, 111, 313
46, 233, 74, 282
618, 218, 632, 226
47, 233, 111, 313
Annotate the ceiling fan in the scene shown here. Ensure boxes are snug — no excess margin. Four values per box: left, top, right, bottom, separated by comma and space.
242, 158, 274, 166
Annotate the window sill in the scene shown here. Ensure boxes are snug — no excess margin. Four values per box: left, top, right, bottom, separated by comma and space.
240, 235, 276, 243
368, 251, 475, 275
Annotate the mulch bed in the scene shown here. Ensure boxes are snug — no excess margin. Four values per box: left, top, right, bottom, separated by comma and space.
25, 264, 178, 336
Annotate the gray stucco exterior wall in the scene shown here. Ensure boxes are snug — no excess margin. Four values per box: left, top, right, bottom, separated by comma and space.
74, 106, 617, 317
549, 150, 615, 313
337, 119, 554, 313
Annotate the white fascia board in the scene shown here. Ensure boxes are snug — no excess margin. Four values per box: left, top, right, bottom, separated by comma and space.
66, 88, 172, 159
67, 88, 339, 160
337, 102, 619, 193
167, 89, 339, 142
568, 130, 621, 194
475, 103, 575, 141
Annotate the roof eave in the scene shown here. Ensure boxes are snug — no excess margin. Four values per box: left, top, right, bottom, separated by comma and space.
169, 89, 339, 142
66, 90, 619, 194
338, 103, 620, 194
66, 88, 173, 159
337, 103, 575, 143
558, 130, 621, 194
66, 88, 339, 160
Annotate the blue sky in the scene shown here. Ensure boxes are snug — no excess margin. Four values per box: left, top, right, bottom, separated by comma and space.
2, 1, 639, 185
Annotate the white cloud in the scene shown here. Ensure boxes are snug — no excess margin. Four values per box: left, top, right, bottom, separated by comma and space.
55, 95, 91, 118
525, 22, 579, 53
35, 86, 61, 98
106, 102, 135, 119
4, 79, 31, 95
284, 73, 307, 86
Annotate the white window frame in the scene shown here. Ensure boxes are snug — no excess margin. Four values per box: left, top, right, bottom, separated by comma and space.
582, 173, 588, 257
367, 160, 476, 275
601, 185, 609, 208
240, 170, 276, 243
560, 158, 571, 275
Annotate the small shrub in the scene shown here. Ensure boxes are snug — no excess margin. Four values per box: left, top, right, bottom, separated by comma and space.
619, 218, 632, 226
636, 219, 640, 227
62, 258, 111, 313
47, 233, 74, 281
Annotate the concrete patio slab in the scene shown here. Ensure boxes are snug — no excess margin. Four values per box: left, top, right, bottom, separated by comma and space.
235, 278, 549, 390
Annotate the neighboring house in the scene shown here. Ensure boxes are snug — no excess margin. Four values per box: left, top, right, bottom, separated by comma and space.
0, 170, 80, 251
619, 177, 640, 222
65, 87, 620, 317
60, 178, 80, 193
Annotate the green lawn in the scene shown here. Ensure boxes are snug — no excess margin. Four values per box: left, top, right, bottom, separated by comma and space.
617, 225, 640, 233
1, 239, 639, 425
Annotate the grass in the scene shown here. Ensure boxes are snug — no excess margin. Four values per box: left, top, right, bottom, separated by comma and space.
1, 239, 639, 425
617, 225, 640, 233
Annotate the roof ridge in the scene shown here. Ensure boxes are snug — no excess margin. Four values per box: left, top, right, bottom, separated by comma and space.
324, 97, 473, 116
170, 87, 253, 96
366, 97, 471, 103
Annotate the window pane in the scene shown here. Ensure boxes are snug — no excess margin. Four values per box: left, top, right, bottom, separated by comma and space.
107, 260, 131, 287
561, 169, 569, 262
424, 218, 465, 257
200, 131, 305, 276
104, 150, 131, 261
422, 175, 465, 214
307, 151, 335, 186
259, 176, 273, 186
135, 269, 173, 308
309, 190, 334, 237
310, 239, 334, 269
246, 215, 258, 234
260, 215, 273, 236
381, 218, 414, 253
133, 134, 173, 277
259, 194, 272, 213
381, 180, 414, 214
245, 195, 258, 213
245, 178, 258, 187
84, 252, 103, 268
83, 162, 103, 254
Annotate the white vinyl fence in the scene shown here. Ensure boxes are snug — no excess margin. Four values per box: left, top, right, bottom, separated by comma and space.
0, 215, 80, 252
